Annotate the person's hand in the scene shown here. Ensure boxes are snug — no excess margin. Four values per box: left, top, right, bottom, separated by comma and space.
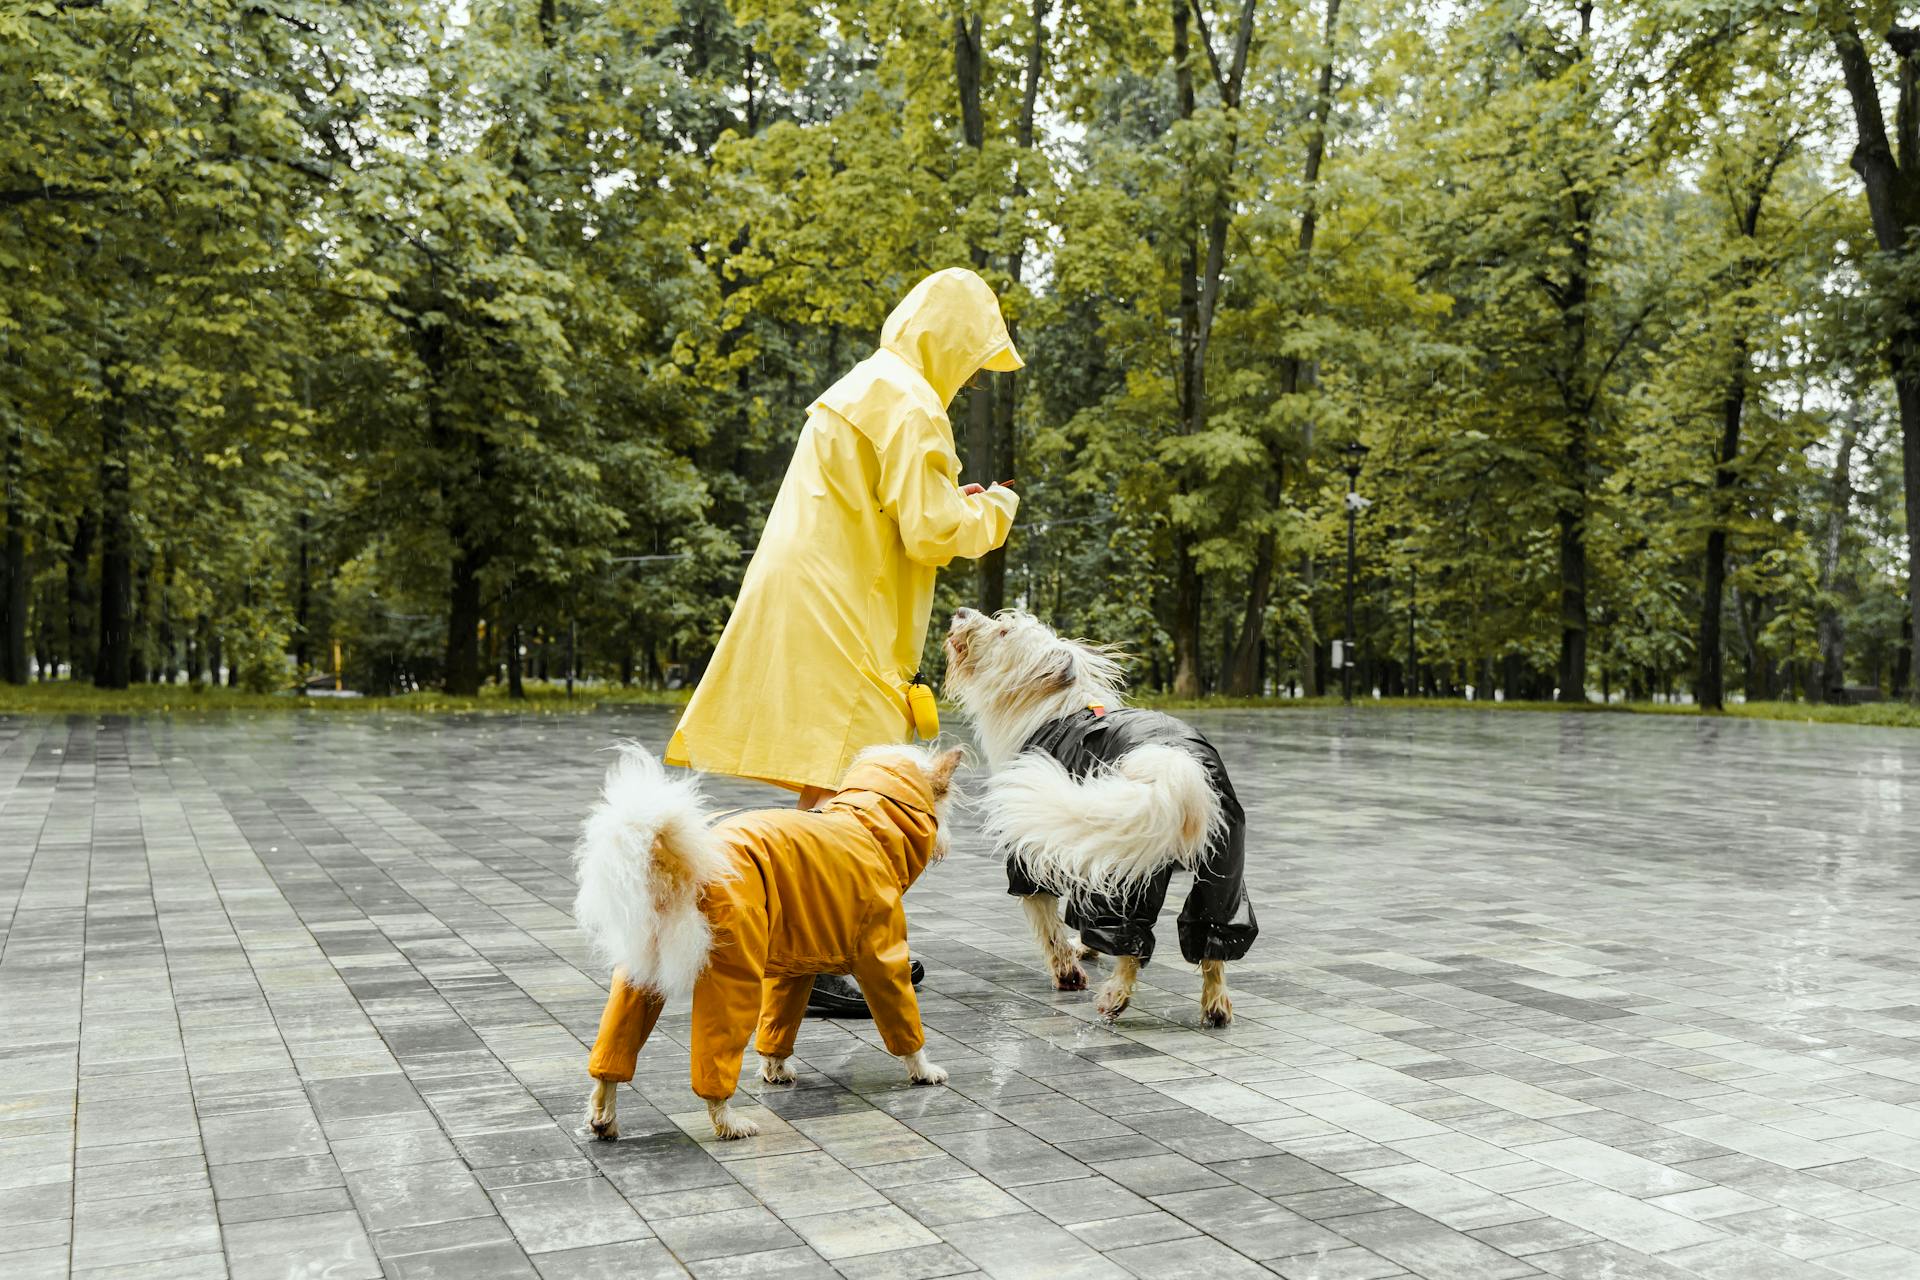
961, 483, 986, 496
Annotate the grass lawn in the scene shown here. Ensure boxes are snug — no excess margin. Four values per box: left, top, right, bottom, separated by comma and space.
1134, 692, 1920, 729
0, 679, 693, 716
4, 680, 1915, 730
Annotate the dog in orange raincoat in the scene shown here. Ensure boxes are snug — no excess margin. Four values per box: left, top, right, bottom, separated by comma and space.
575, 742, 963, 1139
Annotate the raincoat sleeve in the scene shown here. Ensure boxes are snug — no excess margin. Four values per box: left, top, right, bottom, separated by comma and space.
1175, 754, 1259, 964
874, 407, 1018, 567
854, 899, 926, 1057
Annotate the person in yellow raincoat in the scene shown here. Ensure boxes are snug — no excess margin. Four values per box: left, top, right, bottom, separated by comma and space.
665, 266, 1021, 800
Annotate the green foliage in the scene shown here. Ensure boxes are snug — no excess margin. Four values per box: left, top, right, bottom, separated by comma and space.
0, 0, 1907, 716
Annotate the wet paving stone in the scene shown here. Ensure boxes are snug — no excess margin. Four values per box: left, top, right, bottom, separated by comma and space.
3, 706, 1920, 1277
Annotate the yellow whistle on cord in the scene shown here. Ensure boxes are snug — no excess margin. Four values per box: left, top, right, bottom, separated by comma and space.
906, 674, 940, 740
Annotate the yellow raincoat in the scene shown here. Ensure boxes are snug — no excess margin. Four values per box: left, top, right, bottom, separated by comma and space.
666, 268, 1021, 792
586, 756, 944, 1100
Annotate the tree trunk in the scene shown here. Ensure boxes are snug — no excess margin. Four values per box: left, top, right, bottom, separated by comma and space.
156, 558, 175, 684
1835, 23, 1920, 702
1556, 500, 1587, 702
1, 421, 25, 684
982, 0, 1050, 615
446, 544, 485, 695
1227, 0, 1339, 697
224, 579, 244, 690
1735, 585, 1770, 700
1554, 5, 1597, 705
508, 621, 525, 699
1897, 614, 1914, 699
1555, 203, 1591, 705
1170, 0, 1204, 698
96, 412, 132, 690
187, 618, 204, 684
1895, 372, 1920, 703
1225, 522, 1277, 696
1696, 339, 1747, 711
1169, 0, 1257, 698
66, 509, 96, 682
295, 513, 311, 672
1818, 421, 1858, 700
953, 8, 1003, 611
129, 557, 148, 686
1173, 532, 1204, 697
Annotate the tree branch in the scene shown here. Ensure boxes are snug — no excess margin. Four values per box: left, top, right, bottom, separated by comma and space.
1835, 22, 1905, 252
1894, 26, 1920, 174
1188, 0, 1230, 102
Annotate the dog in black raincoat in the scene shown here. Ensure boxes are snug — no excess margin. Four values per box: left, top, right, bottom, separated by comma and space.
944, 608, 1258, 1024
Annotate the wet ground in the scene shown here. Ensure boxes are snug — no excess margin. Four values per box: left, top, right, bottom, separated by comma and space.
3, 706, 1919, 1279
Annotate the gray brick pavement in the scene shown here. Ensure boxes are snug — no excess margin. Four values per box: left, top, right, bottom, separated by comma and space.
2, 707, 1919, 1279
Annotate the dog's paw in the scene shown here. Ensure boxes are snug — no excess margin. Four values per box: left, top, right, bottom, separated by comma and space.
902, 1048, 949, 1087
1052, 963, 1088, 992
1070, 934, 1096, 961
1095, 990, 1131, 1021
586, 1081, 619, 1141
759, 1054, 796, 1085
708, 1102, 761, 1140
1201, 995, 1233, 1028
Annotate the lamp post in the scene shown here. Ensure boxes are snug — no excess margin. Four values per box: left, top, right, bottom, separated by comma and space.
1341, 440, 1371, 705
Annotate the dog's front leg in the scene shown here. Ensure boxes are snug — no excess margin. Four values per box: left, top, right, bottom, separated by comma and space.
1095, 955, 1142, 1020
707, 1095, 761, 1139
901, 1047, 948, 1086
1199, 959, 1233, 1027
586, 1079, 619, 1141
1022, 893, 1087, 991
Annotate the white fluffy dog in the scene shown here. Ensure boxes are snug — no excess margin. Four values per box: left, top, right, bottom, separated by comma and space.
575, 743, 959, 1140
944, 608, 1258, 1024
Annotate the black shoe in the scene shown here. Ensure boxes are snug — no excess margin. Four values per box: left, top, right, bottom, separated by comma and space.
804, 961, 925, 1018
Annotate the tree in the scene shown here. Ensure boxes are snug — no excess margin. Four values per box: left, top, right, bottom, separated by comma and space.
1831, 12, 1920, 702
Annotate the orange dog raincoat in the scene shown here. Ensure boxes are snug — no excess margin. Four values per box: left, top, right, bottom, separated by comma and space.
587, 755, 943, 1101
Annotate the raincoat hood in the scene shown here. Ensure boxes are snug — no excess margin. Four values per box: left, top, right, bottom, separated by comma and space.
880, 267, 1023, 408
829, 760, 942, 885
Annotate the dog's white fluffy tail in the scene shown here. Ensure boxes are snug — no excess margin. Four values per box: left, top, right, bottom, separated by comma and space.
573, 745, 732, 999
982, 744, 1222, 899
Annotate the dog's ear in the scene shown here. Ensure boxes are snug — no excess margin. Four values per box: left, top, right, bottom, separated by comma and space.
929, 746, 964, 799
1046, 648, 1078, 691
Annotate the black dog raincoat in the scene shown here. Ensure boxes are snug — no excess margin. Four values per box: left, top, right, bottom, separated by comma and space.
1002, 706, 1258, 965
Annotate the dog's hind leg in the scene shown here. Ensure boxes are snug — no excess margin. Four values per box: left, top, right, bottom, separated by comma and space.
1022, 893, 1087, 991
1095, 955, 1142, 1020
587, 1079, 620, 1140
1199, 959, 1233, 1027
585, 974, 666, 1141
